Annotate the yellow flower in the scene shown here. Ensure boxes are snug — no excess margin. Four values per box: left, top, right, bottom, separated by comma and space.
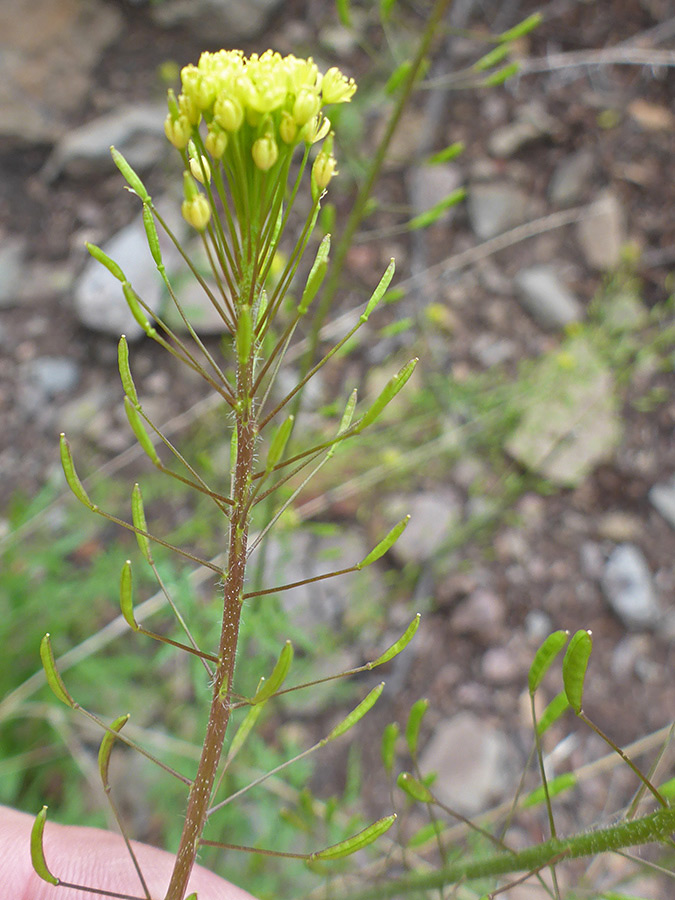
321, 67, 357, 104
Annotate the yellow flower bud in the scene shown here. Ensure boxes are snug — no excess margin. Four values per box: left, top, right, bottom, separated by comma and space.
321, 67, 357, 104
312, 150, 337, 190
292, 88, 320, 126
164, 114, 191, 149
178, 93, 201, 126
252, 135, 278, 172
301, 114, 331, 145
205, 125, 228, 159
189, 154, 211, 184
181, 194, 211, 231
279, 111, 297, 145
214, 95, 244, 132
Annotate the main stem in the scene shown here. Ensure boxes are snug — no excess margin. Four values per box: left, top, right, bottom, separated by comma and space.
164, 349, 256, 900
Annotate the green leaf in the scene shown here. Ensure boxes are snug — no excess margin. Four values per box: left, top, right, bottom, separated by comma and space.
31, 807, 59, 885
407, 188, 466, 230
142, 204, 163, 268
426, 141, 465, 165
497, 12, 542, 42
111, 146, 150, 202
226, 702, 265, 765
356, 358, 417, 431
536, 691, 570, 736
473, 43, 511, 72
336, 0, 351, 27
131, 483, 153, 564
481, 62, 521, 87
325, 683, 384, 743
360, 259, 396, 323
98, 714, 130, 788
119, 560, 139, 631
312, 814, 396, 860
405, 697, 428, 757
117, 335, 139, 406
266, 416, 294, 471
369, 614, 420, 668
124, 397, 161, 467
40, 634, 75, 709
358, 516, 410, 569
522, 772, 577, 808
563, 629, 593, 714
298, 234, 330, 315
59, 434, 95, 510
85, 242, 126, 282
528, 630, 569, 694
252, 640, 294, 704
381, 722, 399, 776
397, 771, 434, 803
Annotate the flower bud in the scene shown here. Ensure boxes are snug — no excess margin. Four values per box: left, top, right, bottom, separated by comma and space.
178, 93, 201, 126
214, 95, 244, 132
164, 114, 191, 149
292, 88, 321, 126
205, 125, 228, 159
182, 195, 211, 231
312, 150, 337, 190
188, 145, 211, 184
301, 113, 331, 145
252, 134, 279, 172
279, 111, 297, 145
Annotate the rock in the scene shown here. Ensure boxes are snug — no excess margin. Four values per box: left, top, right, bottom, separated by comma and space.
467, 182, 529, 241
0, 238, 26, 309
0, 0, 123, 142
407, 163, 463, 225
488, 101, 558, 158
505, 336, 622, 487
601, 543, 660, 629
419, 712, 515, 815
24, 357, 80, 396
598, 511, 642, 542
150, 0, 285, 43
384, 491, 462, 564
649, 477, 675, 529
42, 105, 167, 183
471, 334, 517, 368
576, 190, 626, 271
450, 589, 505, 640
163, 277, 233, 335
514, 265, 583, 330
548, 149, 595, 207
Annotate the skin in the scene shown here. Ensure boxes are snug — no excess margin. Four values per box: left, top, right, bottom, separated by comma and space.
0, 806, 257, 900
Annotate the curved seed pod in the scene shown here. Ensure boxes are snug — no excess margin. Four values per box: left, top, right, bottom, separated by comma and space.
131, 483, 153, 564
298, 234, 330, 315
226, 702, 265, 765
397, 772, 434, 804
473, 43, 511, 72
407, 189, 466, 231
85, 243, 126, 282
252, 640, 293, 704
381, 722, 399, 776
59, 434, 96, 510
360, 259, 395, 323
563, 629, 593, 714
122, 282, 156, 338
266, 416, 294, 471
124, 397, 160, 467
40, 634, 75, 709
482, 62, 520, 87
369, 614, 420, 668
528, 629, 569, 695
31, 807, 59, 885
498, 12, 542, 42
98, 714, 130, 788
119, 560, 139, 631
324, 683, 384, 744
427, 142, 464, 165
536, 691, 570, 737
236, 305, 253, 367
142, 204, 163, 268
385, 60, 412, 96
356, 359, 417, 432
111, 147, 150, 202
405, 697, 428, 758
523, 772, 577, 809
312, 814, 396, 861
358, 516, 410, 569
328, 389, 357, 458
117, 336, 139, 406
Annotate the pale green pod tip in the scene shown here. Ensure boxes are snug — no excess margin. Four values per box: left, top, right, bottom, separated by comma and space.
369, 613, 420, 668
110, 146, 150, 202
117, 335, 139, 406
361, 258, 396, 323
40, 634, 75, 709
357, 358, 417, 432
31, 807, 59, 885
312, 814, 396, 861
358, 515, 410, 569
325, 682, 384, 743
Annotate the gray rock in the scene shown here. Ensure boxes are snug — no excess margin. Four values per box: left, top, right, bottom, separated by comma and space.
649, 477, 675, 530
24, 357, 80, 396
163, 277, 233, 335
0, 238, 26, 308
468, 182, 528, 241
42, 104, 167, 183
150, 0, 284, 42
471, 334, 517, 368
419, 712, 516, 815
407, 163, 463, 225
514, 265, 583, 330
450, 589, 505, 640
384, 491, 462, 564
601, 543, 660, 629
548, 149, 595, 207
0, 0, 123, 142
576, 190, 626, 271
488, 101, 558, 158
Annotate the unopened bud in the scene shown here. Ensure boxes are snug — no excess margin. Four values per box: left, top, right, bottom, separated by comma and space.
252, 135, 279, 172
189, 153, 211, 184
279, 111, 297, 145
164, 114, 191, 149
205, 125, 228, 159
293, 88, 321, 126
214, 95, 244, 132
182, 195, 211, 231
312, 150, 337, 189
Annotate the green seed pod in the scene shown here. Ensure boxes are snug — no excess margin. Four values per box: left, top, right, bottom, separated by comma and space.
85, 242, 126, 282
226, 702, 265, 765
40, 634, 75, 709
328, 389, 357, 458
536, 691, 570, 737
481, 61, 521, 87
59, 434, 95, 510
122, 282, 156, 337
142, 205, 163, 268
131, 483, 153, 564
497, 12, 542, 42
369, 614, 420, 668
124, 397, 161, 467
523, 772, 577, 809
119, 560, 139, 631
357, 358, 417, 432
427, 141, 465, 166
360, 259, 395, 323
312, 814, 396, 861
397, 772, 434, 804
407, 820, 444, 849
98, 713, 130, 788
358, 515, 410, 569
528, 629, 569, 695
252, 640, 293, 704
30, 807, 59, 885
381, 722, 399, 776
117, 336, 139, 406
405, 697, 428, 757
407, 189, 466, 231
473, 43, 512, 72
110, 147, 150, 202
298, 234, 331, 315
325, 683, 384, 743
563, 629, 593, 714
266, 416, 294, 471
